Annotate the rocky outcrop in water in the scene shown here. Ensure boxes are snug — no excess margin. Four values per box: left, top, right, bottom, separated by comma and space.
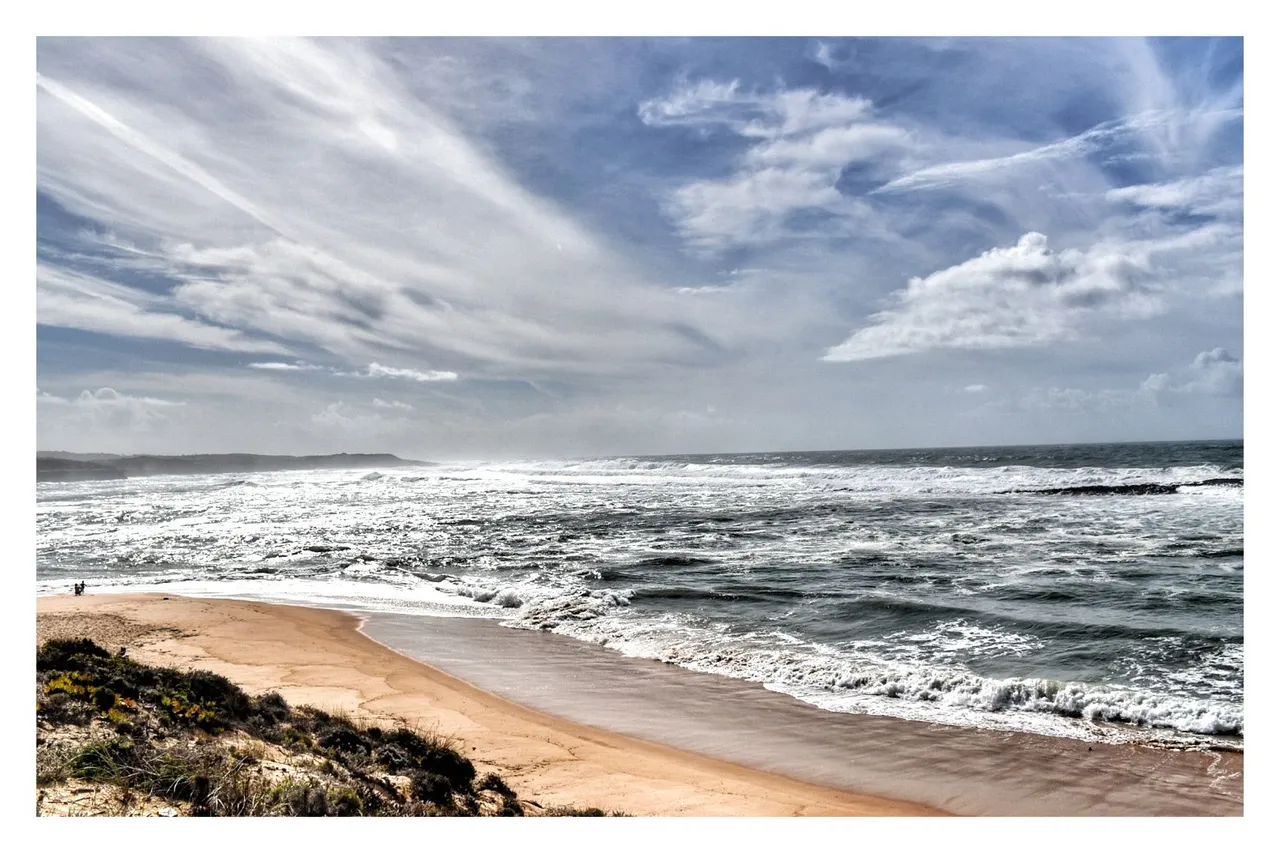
1005, 478, 1243, 496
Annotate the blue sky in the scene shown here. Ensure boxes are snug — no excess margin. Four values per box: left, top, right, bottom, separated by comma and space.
35, 37, 1243, 457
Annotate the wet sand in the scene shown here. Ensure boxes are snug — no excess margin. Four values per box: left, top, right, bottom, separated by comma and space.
363, 611, 1244, 816
35, 594, 940, 817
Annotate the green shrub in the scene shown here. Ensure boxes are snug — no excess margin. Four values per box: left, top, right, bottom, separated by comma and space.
478, 772, 514, 797
410, 771, 454, 805
68, 737, 135, 782
35, 642, 527, 817
329, 786, 363, 816
36, 638, 113, 672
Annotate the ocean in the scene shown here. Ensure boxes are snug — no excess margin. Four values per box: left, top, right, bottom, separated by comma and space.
35, 440, 1244, 751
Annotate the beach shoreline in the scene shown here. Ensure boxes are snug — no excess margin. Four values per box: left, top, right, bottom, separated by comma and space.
35, 593, 944, 817
36, 593, 1243, 816
359, 609, 1244, 816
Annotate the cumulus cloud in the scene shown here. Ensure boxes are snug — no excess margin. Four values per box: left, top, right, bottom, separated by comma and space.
37, 388, 69, 405
372, 398, 413, 410
964, 384, 988, 393
640, 80, 911, 252
309, 401, 412, 437
37, 387, 185, 431
1142, 348, 1242, 399
823, 232, 1167, 361
1013, 348, 1242, 414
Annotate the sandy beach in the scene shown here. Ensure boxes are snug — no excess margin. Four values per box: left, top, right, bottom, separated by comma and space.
37, 593, 1245, 817
36, 593, 944, 817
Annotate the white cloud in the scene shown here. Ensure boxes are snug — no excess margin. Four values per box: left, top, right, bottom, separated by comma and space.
33, 39, 1243, 455
1142, 348, 1242, 399
37, 264, 289, 355
362, 363, 458, 382
641, 80, 911, 253
372, 398, 413, 410
877, 109, 1241, 195
245, 359, 456, 383
309, 401, 411, 437
1020, 386, 1144, 413
1106, 165, 1243, 217
38, 387, 185, 432
823, 232, 1167, 362
248, 361, 324, 372
1015, 348, 1242, 414
637, 79, 752, 132
810, 41, 838, 72
963, 384, 988, 394
37, 388, 69, 405
36, 39, 723, 382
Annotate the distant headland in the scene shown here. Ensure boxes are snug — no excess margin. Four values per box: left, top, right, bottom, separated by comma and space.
35, 452, 426, 482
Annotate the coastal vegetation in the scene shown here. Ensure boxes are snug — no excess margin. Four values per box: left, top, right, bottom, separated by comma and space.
35, 638, 612, 817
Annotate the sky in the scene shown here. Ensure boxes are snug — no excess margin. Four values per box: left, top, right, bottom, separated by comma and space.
34, 36, 1244, 458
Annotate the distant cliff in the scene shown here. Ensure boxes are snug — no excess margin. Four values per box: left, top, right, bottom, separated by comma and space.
36, 452, 426, 482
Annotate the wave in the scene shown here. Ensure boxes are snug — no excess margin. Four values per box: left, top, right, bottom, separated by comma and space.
411, 578, 1244, 743
422, 458, 1246, 499
630, 554, 719, 568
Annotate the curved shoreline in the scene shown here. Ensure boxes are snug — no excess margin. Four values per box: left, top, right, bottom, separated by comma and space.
358, 607, 1244, 816
35, 593, 944, 817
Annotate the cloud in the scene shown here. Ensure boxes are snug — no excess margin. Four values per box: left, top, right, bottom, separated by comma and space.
1013, 348, 1242, 414
34, 39, 1243, 455
372, 398, 413, 410
362, 362, 457, 382
247, 361, 324, 372
1142, 348, 1242, 399
640, 79, 911, 252
309, 401, 412, 437
1020, 386, 1145, 413
37, 264, 290, 355
877, 109, 1242, 196
37, 388, 68, 405
823, 232, 1167, 362
963, 384, 988, 394
38, 386, 185, 431
36, 39, 724, 383
247, 359, 456, 383
810, 41, 839, 72
1106, 165, 1243, 217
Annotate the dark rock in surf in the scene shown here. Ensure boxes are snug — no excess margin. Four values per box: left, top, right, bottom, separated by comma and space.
1006, 478, 1242, 496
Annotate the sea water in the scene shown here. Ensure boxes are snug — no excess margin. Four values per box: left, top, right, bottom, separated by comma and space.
35, 440, 1243, 749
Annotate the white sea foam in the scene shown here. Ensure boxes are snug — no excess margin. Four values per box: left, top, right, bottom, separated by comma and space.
489, 585, 1243, 742
431, 458, 1239, 497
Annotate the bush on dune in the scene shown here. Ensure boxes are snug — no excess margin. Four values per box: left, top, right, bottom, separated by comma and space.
35, 637, 622, 816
